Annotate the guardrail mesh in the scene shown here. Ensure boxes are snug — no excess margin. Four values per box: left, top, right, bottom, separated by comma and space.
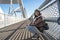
39, 0, 60, 39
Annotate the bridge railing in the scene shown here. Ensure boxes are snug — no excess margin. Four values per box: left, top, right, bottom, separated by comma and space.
0, 13, 28, 29
29, 0, 60, 40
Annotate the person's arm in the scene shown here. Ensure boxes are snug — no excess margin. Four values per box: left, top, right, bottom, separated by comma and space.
34, 17, 43, 25
30, 16, 43, 26
29, 21, 35, 26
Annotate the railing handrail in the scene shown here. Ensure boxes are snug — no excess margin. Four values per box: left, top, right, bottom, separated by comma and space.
29, 0, 60, 24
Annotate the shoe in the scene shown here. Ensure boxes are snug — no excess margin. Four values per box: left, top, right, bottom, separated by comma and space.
32, 33, 39, 40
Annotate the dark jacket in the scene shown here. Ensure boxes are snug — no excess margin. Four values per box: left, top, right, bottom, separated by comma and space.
30, 16, 47, 32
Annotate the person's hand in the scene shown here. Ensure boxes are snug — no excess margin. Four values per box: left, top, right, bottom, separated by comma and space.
33, 21, 35, 24
29, 22, 35, 26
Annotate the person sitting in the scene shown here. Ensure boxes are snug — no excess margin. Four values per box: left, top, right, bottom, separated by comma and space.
26, 9, 49, 39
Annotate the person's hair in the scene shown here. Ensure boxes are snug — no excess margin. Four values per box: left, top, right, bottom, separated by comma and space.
34, 9, 41, 18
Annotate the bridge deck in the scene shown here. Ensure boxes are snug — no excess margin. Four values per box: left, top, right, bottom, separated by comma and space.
0, 19, 50, 40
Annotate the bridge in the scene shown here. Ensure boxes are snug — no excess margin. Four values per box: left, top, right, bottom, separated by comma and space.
0, 0, 60, 40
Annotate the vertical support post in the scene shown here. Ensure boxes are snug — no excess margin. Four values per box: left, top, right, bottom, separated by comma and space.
8, 0, 15, 16
8, 0, 13, 15
11, 0, 12, 6
24, 8, 27, 18
4, 14, 5, 27
58, 0, 60, 39
57, 0, 60, 40
58, 0, 60, 16
17, 0, 26, 18
10, 0, 13, 13
57, 0, 60, 24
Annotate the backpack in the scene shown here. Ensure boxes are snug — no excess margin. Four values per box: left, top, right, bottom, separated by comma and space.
43, 22, 49, 30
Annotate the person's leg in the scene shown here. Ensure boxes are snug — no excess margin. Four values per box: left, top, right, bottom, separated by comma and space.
26, 26, 44, 40
26, 25, 41, 35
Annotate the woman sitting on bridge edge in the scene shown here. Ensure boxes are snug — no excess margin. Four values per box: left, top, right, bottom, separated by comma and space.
26, 9, 49, 39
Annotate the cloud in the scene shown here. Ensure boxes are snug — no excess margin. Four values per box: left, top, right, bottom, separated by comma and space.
0, 7, 4, 13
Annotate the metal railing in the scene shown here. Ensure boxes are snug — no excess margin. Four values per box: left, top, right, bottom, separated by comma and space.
39, 0, 60, 40
29, 0, 60, 40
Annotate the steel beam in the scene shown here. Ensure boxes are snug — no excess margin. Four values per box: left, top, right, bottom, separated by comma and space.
17, 0, 26, 18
